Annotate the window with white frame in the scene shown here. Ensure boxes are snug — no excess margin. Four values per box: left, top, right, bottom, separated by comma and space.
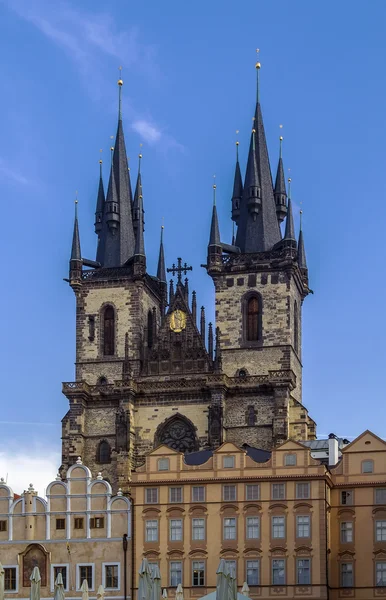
145, 488, 159, 504
223, 485, 236, 501
272, 483, 285, 500
272, 516, 285, 538
284, 454, 296, 466
376, 520, 386, 542
246, 560, 259, 586
223, 456, 235, 469
272, 559, 285, 585
158, 458, 169, 471
340, 522, 353, 543
192, 518, 205, 540
296, 559, 311, 585
78, 565, 94, 590
169, 487, 183, 503
341, 563, 353, 587
246, 484, 260, 501
52, 565, 68, 592
192, 561, 205, 586
104, 564, 119, 590
296, 482, 310, 499
340, 490, 353, 506
192, 486, 205, 502
145, 520, 158, 542
224, 561, 236, 578
224, 517, 236, 540
376, 562, 386, 587
4, 567, 17, 592
170, 562, 182, 587
296, 515, 310, 538
246, 516, 260, 539
362, 460, 374, 473
170, 519, 183, 541
376, 489, 386, 504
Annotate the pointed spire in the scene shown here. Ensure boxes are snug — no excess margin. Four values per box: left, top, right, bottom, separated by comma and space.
214, 326, 222, 372
132, 151, 143, 239
200, 306, 206, 344
169, 279, 175, 305
95, 152, 105, 235
71, 198, 81, 260
157, 225, 166, 282
231, 134, 243, 223
192, 291, 197, 324
208, 322, 213, 360
283, 178, 296, 241
298, 211, 307, 270
209, 181, 221, 246
133, 192, 145, 257
274, 136, 287, 223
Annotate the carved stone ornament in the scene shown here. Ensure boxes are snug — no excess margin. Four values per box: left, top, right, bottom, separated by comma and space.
156, 415, 198, 453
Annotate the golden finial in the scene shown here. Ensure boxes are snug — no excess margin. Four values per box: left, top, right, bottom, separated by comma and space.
252, 128, 256, 134
213, 175, 217, 206
118, 66, 123, 86
75, 190, 78, 205
99, 148, 103, 164
235, 130, 240, 160
255, 48, 261, 69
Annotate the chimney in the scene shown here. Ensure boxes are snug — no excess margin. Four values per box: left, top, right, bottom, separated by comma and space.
328, 433, 339, 467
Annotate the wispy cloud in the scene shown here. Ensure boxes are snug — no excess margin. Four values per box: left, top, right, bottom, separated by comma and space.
0, 158, 31, 186
0, 443, 60, 496
132, 120, 162, 145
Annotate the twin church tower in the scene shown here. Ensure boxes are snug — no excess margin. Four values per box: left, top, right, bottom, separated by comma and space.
62, 63, 315, 491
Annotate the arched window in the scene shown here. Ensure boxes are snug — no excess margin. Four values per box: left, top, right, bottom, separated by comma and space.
247, 296, 259, 341
294, 300, 299, 354
97, 440, 111, 464
247, 405, 256, 426
103, 306, 115, 356
147, 310, 153, 348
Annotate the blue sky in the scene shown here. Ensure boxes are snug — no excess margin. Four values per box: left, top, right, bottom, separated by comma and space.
1, 0, 385, 492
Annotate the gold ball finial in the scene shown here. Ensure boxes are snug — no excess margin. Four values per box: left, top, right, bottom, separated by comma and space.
236, 141, 239, 146
110, 146, 114, 152
118, 66, 123, 86
279, 136, 283, 141
252, 128, 256, 134
161, 225, 164, 229
139, 153, 143, 159
288, 177, 292, 183
255, 62, 261, 69
300, 210, 303, 214
99, 159, 103, 164
118, 79, 123, 86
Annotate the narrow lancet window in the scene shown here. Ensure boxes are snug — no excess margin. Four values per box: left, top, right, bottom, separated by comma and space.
103, 306, 115, 356
247, 297, 259, 341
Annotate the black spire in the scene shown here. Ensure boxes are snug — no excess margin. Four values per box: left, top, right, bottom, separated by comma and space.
133, 190, 145, 258
71, 200, 81, 261
157, 225, 166, 282
274, 137, 287, 223
298, 212, 307, 270
94, 158, 105, 235
132, 153, 142, 241
231, 140, 243, 223
209, 184, 221, 246
235, 63, 281, 253
283, 179, 296, 242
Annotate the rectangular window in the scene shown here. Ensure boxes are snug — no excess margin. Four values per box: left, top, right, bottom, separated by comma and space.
158, 458, 169, 471
340, 490, 353, 506
223, 456, 235, 469
79, 566, 93, 590
224, 517, 236, 540
192, 518, 205, 541
246, 484, 260, 501
169, 487, 183, 503
225, 561, 236, 578
297, 559, 311, 585
246, 560, 259, 586
170, 519, 183, 541
170, 562, 182, 587
272, 560, 285, 585
145, 488, 159, 504
145, 520, 158, 542
90, 517, 104, 529
376, 520, 386, 542
246, 517, 260, 539
341, 522, 353, 543
272, 483, 285, 500
105, 565, 119, 589
53, 566, 67, 590
376, 489, 386, 505
362, 460, 374, 473
4, 568, 17, 591
74, 518, 84, 530
296, 515, 310, 538
0, 520, 7, 532
376, 562, 386, 587
192, 486, 205, 502
341, 563, 353, 588
296, 483, 310, 499
192, 561, 205, 586
223, 485, 237, 501
272, 516, 285, 538
56, 518, 65, 530
284, 454, 296, 466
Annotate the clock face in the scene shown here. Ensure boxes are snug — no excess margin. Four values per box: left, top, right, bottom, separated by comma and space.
169, 309, 187, 333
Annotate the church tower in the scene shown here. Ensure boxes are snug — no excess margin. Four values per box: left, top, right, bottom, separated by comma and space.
62, 65, 316, 492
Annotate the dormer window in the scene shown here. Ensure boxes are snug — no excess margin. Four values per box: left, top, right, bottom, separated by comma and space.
362, 459, 374, 473
223, 456, 235, 469
158, 458, 169, 472
284, 454, 296, 466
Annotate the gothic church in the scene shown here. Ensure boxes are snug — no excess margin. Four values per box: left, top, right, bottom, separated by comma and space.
62, 64, 316, 491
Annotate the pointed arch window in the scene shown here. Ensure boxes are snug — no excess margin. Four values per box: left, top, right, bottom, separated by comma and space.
103, 306, 115, 356
247, 405, 256, 426
147, 310, 153, 348
97, 440, 111, 464
247, 296, 259, 341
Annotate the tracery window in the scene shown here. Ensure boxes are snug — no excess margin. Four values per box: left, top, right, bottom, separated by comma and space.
103, 306, 115, 356
247, 296, 259, 341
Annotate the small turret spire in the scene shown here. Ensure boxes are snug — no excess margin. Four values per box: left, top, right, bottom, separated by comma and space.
169, 279, 175, 305
208, 322, 213, 360
231, 132, 243, 224
192, 290, 197, 324
157, 225, 166, 283
209, 181, 221, 246
283, 178, 296, 242
274, 134, 287, 223
298, 210, 308, 270
200, 306, 205, 344
133, 151, 143, 240
71, 197, 81, 260
133, 193, 145, 257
